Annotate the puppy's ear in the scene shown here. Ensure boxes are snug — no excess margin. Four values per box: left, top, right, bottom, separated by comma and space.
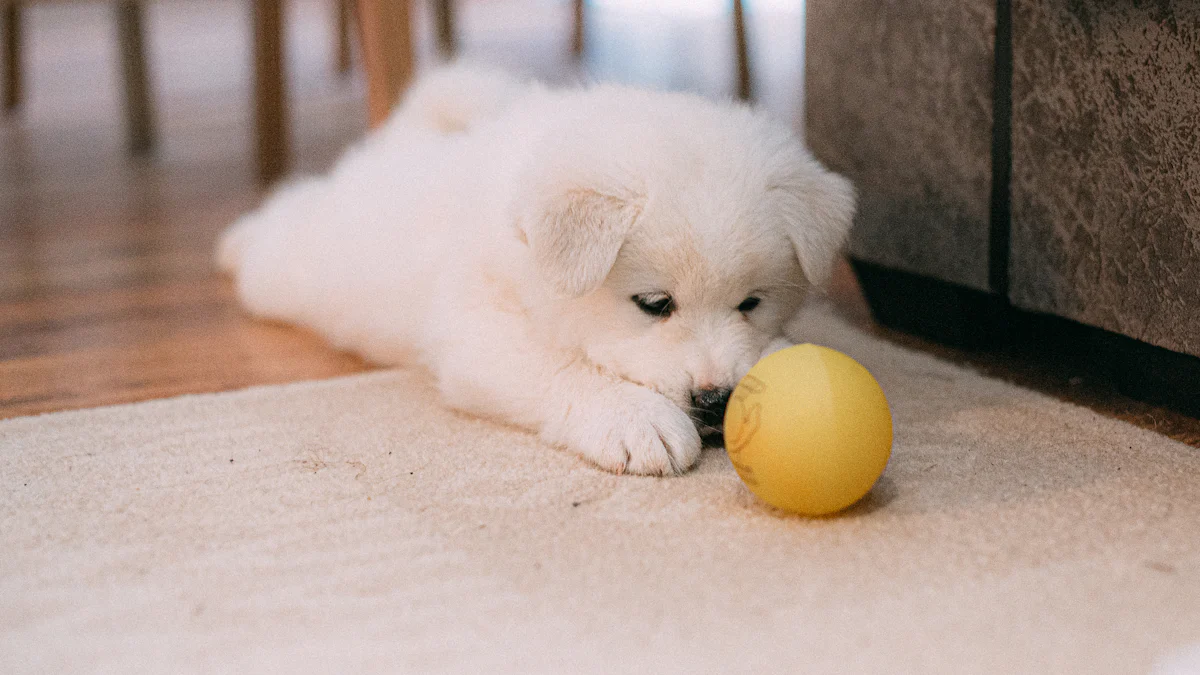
771, 166, 857, 287
521, 188, 642, 297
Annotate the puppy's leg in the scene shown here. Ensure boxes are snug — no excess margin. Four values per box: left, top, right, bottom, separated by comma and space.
214, 176, 333, 326
215, 219, 252, 275
214, 176, 323, 278
432, 310, 702, 476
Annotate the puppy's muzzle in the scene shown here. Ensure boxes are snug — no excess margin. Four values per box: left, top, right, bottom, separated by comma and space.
691, 387, 732, 447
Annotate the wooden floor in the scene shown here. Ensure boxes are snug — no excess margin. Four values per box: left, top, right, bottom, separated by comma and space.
3, 0, 1197, 448
2, 0, 370, 417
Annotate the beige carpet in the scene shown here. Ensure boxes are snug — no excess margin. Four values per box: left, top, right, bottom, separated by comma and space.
3, 304, 1199, 674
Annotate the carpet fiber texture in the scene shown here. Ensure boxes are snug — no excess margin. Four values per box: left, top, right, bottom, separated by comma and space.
3, 305, 1199, 674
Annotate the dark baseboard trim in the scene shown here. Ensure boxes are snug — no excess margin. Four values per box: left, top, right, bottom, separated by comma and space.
850, 258, 1200, 419
849, 259, 1009, 349
1090, 330, 1200, 420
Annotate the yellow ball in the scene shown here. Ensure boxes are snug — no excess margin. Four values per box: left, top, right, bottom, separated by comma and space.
724, 344, 893, 516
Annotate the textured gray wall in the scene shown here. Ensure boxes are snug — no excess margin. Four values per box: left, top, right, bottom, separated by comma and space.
805, 0, 997, 292
1010, 0, 1200, 356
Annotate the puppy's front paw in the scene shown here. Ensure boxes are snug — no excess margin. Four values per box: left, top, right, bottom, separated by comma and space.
544, 383, 702, 476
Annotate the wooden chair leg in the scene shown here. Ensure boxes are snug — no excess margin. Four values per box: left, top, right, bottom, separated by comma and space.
356, 0, 414, 128
570, 0, 584, 58
336, 0, 353, 74
3, 2, 22, 112
116, 1, 156, 155
733, 0, 752, 101
433, 0, 455, 58
254, 0, 289, 183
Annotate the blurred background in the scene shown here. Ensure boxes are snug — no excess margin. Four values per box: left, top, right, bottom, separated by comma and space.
2, 0, 803, 191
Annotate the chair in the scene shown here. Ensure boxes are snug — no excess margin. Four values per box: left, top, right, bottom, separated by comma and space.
3, 0, 753, 183
350, 0, 753, 127
1, 0, 293, 177
3, 0, 155, 155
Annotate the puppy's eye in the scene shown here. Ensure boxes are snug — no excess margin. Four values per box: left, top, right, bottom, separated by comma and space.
737, 296, 761, 313
632, 293, 675, 319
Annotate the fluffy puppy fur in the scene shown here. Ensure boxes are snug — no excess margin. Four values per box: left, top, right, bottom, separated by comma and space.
218, 65, 855, 476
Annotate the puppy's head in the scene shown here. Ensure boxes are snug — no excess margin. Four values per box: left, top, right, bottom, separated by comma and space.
515, 87, 855, 442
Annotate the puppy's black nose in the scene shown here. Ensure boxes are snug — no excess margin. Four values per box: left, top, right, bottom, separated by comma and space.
691, 387, 732, 428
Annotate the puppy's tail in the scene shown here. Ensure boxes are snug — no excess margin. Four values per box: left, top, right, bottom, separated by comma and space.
393, 63, 528, 133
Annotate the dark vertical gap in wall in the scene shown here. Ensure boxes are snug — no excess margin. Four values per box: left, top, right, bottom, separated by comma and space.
988, 0, 1014, 297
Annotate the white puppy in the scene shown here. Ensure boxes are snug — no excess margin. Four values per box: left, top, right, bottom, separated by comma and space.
218, 65, 855, 476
